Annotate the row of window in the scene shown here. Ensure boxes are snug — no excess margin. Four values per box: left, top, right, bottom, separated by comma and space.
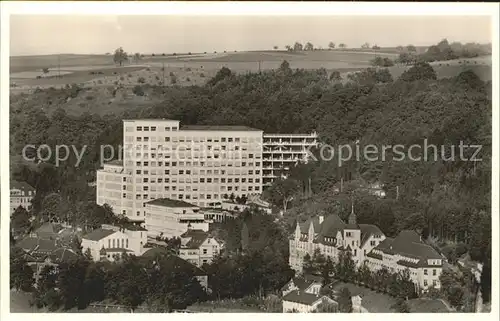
134, 161, 261, 167
107, 238, 129, 249
129, 189, 259, 200
134, 177, 261, 184
136, 126, 177, 132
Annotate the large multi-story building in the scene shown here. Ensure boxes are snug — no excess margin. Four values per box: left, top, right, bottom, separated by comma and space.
144, 198, 210, 238
96, 119, 316, 222
10, 180, 36, 214
262, 133, 318, 186
289, 208, 443, 291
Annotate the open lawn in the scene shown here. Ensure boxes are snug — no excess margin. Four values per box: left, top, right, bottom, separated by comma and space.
407, 298, 452, 313
331, 281, 398, 313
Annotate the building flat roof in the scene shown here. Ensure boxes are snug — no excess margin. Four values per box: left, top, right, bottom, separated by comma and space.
104, 160, 123, 166
146, 198, 198, 208
181, 125, 262, 132
123, 119, 179, 122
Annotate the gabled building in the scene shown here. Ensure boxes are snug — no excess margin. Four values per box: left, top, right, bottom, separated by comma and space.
289, 207, 443, 291
289, 206, 385, 271
10, 180, 36, 214
366, 230, 443, 290
281, 274, 323, 297
282, 290, 337, 313
81, 224, 147, 262
178, 229, 221, 267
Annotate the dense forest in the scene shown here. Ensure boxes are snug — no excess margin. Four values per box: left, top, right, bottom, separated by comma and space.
10, 60, 492, 304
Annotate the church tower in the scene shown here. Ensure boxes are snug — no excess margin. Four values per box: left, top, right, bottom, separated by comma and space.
348, 202, 357, 226
343, 201, 362, 266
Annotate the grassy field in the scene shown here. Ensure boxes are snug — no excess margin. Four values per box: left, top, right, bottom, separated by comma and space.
407, 298, 452, 313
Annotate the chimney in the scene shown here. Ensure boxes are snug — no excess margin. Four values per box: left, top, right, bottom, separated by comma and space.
319, 215, 324, 224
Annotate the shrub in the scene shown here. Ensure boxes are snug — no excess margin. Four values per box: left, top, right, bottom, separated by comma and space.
169, 71, 175, 77
200, 73, 205, 78
137, 77, 146, 84
186, 67, 192, 72
120, 76, 124, 81
85, 95, 94, 101
97, 80, 103, 84
132, 85, 145, 96
186, 77, 191, 82
188, 52, 192, 55
146, 68, 151, 71
114, 81, 119, 85
155, 75, 160, 80
127, 74, 132, 78
170, 75, 177, 84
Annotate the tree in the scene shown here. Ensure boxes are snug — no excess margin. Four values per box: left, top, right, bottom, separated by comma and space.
303, 253, 314, 274
329, 71, 341, 82
264, 178, 300, 212
391, 299, 410, 312
361, 43, 370, 49
133, 53, 141, 63
321, 256, 335, 285
399, 62, 437, 82
42, 68, 49, 74
338, 43, 346, 48
328, 42, 336, 50
241, 222, 249, 251
273, 45, 278, 50
293, 42, 303, 51
11, 206, 31, 234
304, 42, 314, 51
113, 47, 128, 66
285, 45, 292, 51
406, 44, 417, 52
337, 287, 353, 312
372, 45, 381, 50
314, 301, 338, 312
10, 247, 34, 292
133, 85, 145, 96
396, 45, 404, 51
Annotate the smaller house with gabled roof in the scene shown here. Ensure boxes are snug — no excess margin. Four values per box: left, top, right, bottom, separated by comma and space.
281, 274, 323, 297
81, 224, 146, 262
178, 228, 221, 267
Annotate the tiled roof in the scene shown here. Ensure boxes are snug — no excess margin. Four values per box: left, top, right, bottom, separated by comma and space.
283, 290, 328, 306
141, 250, 205, 275
318, 215, 346, 237
289, 274, 323, 291
145, 198, 198, 208
359, 224, 383, 247
34, 223, 63, 236
366, 251, 383, 260
83, 228, 116, 241
49, 248, 79, 263
373, 230, 442, 262
17, 237, 58, 253
181, 125, 262, 132
180, 229, 209, 249
10, 180, 35, 193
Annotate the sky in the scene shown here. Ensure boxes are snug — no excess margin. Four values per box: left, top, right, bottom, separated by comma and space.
10, 15, 492, 56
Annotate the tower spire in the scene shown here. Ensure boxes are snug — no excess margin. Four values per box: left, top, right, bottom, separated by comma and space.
348, 200, 357, 225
